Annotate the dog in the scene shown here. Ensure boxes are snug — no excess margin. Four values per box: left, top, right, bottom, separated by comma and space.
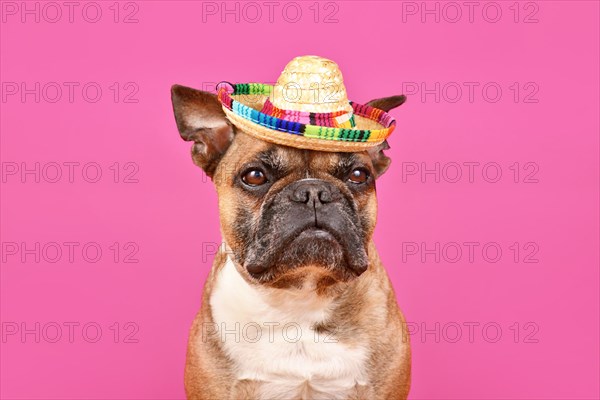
171, 56, 411, 399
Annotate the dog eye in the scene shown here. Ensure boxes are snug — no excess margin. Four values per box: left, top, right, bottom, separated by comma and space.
242, 169, 268, 186
348, 168, 369, 184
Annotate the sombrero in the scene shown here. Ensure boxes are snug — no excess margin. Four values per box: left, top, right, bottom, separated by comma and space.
216, 55, 397, 152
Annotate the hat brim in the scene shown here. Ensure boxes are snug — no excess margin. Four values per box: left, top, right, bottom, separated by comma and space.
217, 83, 396, 152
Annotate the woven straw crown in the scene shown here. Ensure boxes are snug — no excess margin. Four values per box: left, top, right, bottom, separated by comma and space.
270, 55, 353, 115
217, 55, 396, 152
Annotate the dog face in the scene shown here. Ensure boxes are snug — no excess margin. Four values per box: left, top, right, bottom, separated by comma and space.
171, 85, 405, 289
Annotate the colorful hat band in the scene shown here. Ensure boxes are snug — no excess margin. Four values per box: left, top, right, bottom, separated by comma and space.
261, 98, 356, 129
217, 82, 396, 143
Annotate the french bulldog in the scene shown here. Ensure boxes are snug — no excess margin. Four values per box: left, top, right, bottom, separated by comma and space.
171, 84, 411, 399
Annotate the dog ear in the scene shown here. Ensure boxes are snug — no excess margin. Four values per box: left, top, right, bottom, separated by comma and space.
366, 95, 406, 113
171, 84, 234, 178
365, 95, 407, 177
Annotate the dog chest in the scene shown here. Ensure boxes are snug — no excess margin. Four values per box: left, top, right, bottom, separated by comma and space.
208, 256, 369, 398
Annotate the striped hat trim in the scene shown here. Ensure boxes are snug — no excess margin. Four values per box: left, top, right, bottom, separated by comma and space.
216, 82, 396, 143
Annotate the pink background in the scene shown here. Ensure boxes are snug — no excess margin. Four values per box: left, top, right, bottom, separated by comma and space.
1, 1, 599, 399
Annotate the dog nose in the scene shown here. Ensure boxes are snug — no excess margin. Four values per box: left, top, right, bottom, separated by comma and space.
290, 180, 340, 206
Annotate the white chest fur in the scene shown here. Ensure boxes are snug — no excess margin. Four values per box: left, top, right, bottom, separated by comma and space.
209, 256, 369, 399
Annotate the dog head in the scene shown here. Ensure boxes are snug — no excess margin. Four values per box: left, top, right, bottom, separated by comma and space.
171, 85, 405, 290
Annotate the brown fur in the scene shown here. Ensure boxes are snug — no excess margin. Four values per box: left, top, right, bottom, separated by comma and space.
171, 85, 411, 399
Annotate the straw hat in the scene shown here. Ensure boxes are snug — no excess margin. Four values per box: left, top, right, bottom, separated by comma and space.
216, 56, 396, 152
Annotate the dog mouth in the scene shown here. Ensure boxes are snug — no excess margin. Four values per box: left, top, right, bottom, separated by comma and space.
297, 227, 337, 240
244, 223, 367, 282
244, 225, 341, 275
